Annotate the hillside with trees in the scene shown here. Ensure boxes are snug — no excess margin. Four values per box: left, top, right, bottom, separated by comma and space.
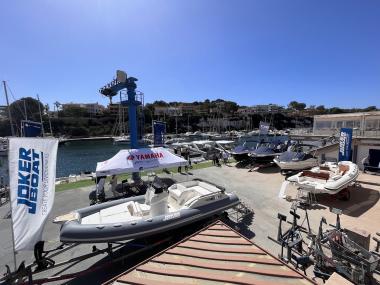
0, 97, 377, 137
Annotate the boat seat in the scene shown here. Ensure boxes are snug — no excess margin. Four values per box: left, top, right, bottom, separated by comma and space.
178, 190, 200, 206
338, 164, 349, 175
189, 185, 210, 196
301, 170, 330, 180
135, 202, 150, 216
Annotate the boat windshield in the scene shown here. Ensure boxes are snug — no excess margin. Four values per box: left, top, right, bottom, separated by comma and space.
278, 151, 305, 161
253, 146, 275, 155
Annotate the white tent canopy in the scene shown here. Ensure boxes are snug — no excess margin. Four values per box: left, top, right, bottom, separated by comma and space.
96, 147, 188, 176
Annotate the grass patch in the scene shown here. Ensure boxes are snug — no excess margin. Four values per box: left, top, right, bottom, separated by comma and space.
55, 160, 219, 192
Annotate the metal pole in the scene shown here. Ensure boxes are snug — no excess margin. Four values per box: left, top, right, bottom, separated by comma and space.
36, 94, 45, 136
125, 78, 140, 181
47, 106, 53, 136
23, 100, 27, 120
2, 81, 15, 136
7, 146, 17, 271
175, 115, 178, 136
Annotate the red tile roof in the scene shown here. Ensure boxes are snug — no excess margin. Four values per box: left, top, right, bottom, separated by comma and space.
106, 221, 316, 285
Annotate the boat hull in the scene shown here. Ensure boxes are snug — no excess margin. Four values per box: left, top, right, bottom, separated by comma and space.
273, 157, 319, 170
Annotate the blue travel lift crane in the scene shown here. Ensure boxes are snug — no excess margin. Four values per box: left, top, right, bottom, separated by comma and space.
99, 70, 141, 180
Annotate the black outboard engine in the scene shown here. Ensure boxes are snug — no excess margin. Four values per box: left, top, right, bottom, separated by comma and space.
152, 177, 166, 194
145, 177, 169, 216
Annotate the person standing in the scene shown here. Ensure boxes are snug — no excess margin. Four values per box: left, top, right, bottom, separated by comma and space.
222, 151, 229, 165
110, 175, 118, 197
96, 176, 106, 202
184, 148, 190, 172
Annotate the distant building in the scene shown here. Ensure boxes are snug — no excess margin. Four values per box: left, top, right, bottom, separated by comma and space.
62, 102, 105, 116
313, 111, 380, 137
238, 104, 284, 115
108, 103, 128, 117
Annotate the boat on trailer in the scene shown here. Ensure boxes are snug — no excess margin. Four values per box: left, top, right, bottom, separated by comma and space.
249, 141, 287, 163
273, 144, 319, 173
287, 161, 359, 195
55, 178, 239, 243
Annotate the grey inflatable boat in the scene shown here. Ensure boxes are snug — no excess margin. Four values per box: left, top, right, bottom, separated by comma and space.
54, 178, 239, 243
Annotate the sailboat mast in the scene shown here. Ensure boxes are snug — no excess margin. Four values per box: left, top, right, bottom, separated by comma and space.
2, 81, 15, 136
36, 94, 45, 136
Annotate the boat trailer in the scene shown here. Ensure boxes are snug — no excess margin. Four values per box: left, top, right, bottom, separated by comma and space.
267, 201, 313, 274
269, 204, 380, 284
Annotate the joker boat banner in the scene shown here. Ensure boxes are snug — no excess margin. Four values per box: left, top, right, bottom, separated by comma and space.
338, 128, 353, 161
9, 138, 58, 251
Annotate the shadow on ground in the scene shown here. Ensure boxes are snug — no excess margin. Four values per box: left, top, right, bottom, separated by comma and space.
223, 211, 256, 240
316, 186, 379, 217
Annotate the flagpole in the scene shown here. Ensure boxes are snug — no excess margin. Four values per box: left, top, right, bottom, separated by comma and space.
9, 198, 17, 271
7, 143, 17, 271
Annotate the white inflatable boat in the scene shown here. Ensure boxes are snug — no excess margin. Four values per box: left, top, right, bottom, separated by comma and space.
286, 161, 359, 195
54, 178, 239, 243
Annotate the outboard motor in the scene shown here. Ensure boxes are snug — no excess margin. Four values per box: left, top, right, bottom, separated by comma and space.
145, 177, 169, 217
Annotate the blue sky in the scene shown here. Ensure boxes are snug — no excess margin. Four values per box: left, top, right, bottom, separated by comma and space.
0, 0, 379, 109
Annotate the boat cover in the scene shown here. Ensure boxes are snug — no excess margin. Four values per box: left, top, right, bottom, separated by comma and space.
96, 147, 188, 176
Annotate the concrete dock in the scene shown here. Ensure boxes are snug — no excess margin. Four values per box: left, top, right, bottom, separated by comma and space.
0, 164, 379, 284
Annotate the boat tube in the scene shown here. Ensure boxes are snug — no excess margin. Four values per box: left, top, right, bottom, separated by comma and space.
286, 161, 359, 195
55, 178, 239, 243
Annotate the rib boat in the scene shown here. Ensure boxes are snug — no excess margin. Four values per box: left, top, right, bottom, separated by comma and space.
287, 161, 359, 195
54, 178, 239, 243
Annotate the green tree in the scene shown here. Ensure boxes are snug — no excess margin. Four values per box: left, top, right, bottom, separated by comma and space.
9, 97, 45, 134
364, 106, 377, 112
61, 106, 87, 117
288, 101, 306, 111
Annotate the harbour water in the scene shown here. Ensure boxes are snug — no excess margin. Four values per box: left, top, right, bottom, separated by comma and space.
0, 135, 293, 181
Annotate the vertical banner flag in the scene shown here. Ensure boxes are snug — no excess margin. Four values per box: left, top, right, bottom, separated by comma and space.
153, 121, 166, 147
9, 138, 58, 251
338, 128, 353, 161
259, 121, 270, 136
21, 120, 43, 137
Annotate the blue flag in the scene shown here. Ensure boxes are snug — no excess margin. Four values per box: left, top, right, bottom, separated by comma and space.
153, 121, 166, 146
338, 128, 353, 161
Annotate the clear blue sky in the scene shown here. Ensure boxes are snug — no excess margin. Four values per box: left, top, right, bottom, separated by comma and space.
0, 0, 379, 109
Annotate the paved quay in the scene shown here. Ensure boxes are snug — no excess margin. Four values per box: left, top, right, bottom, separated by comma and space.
0, 164, 379, 284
